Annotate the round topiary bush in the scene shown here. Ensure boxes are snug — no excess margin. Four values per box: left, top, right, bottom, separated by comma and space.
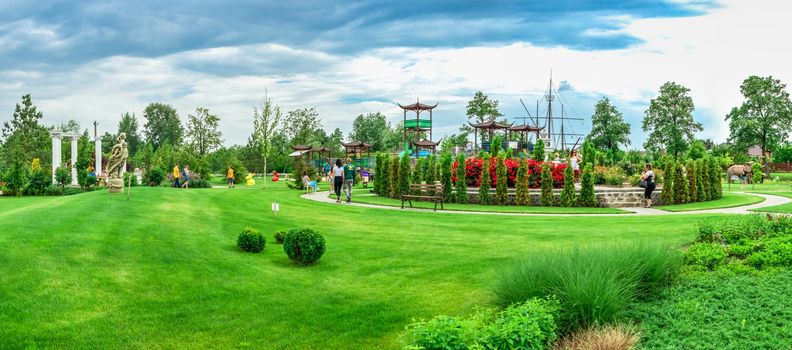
283, 228, 325, 265
237, 226, 265, 253
274, 230, 286, 244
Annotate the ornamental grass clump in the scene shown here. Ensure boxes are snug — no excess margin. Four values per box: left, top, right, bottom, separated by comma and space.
283, 228, 326, 265
493, 242, 681, 331
495, 156, 508, 205
559, 162, 576, 207
479, 154, 492, 205
541, 162, 554, 206
237, 226, 266, 253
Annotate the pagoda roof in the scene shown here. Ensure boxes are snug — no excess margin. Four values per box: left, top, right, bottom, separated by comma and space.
341, 141, 372, 148
508, 124, 544, 132
291, 144, 311, 151
469, 120, 513, 130
310, 146, 333, 152
413, 139, 440, 147
398, 101, 438, 111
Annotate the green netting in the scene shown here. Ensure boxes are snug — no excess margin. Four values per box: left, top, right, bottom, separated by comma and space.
404, 119, 431, 129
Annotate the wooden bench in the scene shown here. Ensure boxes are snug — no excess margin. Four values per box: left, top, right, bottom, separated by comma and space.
401, 183, 444, 211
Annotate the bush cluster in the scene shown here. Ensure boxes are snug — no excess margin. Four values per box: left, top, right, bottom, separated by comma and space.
685, 215, 792, 270
493, 243, 681, 330
403, 298, 559, 350
283, 227, 326, 265
237, 226, 265, 253
274, 230, 286, 244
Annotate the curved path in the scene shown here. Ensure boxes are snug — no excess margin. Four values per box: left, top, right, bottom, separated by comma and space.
301, 191, 791, 217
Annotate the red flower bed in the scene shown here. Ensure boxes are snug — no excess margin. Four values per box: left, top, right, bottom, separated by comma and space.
452, 157, 566, 188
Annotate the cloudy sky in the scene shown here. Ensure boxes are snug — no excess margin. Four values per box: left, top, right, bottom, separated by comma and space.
1, 0, 790, 148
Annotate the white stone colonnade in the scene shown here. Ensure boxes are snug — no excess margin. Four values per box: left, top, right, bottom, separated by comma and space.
50, 131, 103, 185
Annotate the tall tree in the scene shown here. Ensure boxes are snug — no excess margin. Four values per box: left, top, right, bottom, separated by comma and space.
143, 103, 183, 150
253, 95, 283, 179
185, 107, 223, 156
349, 112, 388, 152
460, 91, 504, 141
642, 82, 702, 159
284, 107, 322, 146
588, 98, 630, 156
726, 75, 792, 177
1, 94, 50, 172
118, 112, 142, 157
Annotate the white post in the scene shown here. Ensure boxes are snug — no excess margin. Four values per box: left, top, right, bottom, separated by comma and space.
95, 136, 102, 176
50, 131, 62, 184
70, 135, 79, 186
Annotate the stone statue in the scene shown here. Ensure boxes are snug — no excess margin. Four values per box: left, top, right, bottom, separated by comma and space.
106, 133, 128, 193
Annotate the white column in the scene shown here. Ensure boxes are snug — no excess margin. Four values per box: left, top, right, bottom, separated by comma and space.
51, 132, 62, 183
70, 135, 79, 186
95, 137, 102, 176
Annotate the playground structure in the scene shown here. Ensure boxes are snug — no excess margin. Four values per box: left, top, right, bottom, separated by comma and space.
399, 99, 440, 156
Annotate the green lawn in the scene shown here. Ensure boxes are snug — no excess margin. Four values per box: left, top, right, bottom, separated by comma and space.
656, 192, 765, 212
333, 193, 628, 214
722, 180, 792, 193
751, 192, 792, 213
0, 181, 713, 349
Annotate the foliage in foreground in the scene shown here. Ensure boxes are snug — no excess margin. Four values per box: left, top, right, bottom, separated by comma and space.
631, 270, 792, 349
403, 298, 559, 350
493, 243, 681, 331
283, 227, 326, 265
685, 215, 792, 271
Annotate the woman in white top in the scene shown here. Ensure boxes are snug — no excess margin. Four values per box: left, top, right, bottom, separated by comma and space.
569, 150, 581, 182
332, 159, 345, 203
641, 163, 656, 208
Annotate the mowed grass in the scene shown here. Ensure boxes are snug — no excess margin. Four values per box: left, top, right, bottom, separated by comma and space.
331, 192, 627, 214
0, 181, 706, 349
656, 192, 765, 212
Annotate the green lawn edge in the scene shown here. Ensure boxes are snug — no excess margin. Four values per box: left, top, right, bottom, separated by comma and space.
656, 192, 765, 212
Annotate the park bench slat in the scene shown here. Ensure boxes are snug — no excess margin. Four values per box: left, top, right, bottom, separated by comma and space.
401, 183, 444, 211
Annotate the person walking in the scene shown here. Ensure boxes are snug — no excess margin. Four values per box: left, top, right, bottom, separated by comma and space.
227, 166, 235, 188
173, 163, 181, 188
332, 159, 344, 203
343, 158, 356, 203
641, 163, 656, 208
181, 164, 191, 189
569, 150, 581, 182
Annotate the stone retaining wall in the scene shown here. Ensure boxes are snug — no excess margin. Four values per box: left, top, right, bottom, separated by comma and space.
455, 186, 664, 208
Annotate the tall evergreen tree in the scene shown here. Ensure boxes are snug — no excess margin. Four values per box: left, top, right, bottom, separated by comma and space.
495, 156, 508, 205
533, 138, 546, 161
578, 164, 597, 207
455, 154, 468, 204
440, 153, 453, 202
559, 164, 576, 207
479, 154, 492, 205
540, 162, 554, 206
398, 154, 411, 197
673, 162, 689, 204
686, 160, 698, 202
389, 155, 399, 198
515, 158, 531, 205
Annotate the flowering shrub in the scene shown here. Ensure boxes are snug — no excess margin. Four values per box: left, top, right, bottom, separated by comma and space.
454, 157, 567, 189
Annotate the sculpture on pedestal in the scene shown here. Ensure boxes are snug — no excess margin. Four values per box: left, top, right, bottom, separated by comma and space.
106, 133, 128, 193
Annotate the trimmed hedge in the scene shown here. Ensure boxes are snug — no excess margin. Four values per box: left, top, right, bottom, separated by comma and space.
237, 226, 265, 253
283, 228, 326, 265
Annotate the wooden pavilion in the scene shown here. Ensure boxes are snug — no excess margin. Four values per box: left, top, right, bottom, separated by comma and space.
399, 99, 440, 155
341, 141, 373, 167
507, 124, 544, 153
469, 120, 512, 152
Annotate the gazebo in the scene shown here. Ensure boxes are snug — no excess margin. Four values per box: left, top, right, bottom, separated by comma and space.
341, 141, 372, 168
469, 120, 512, 153
399, 99, 440, 155
507, 124, 544, 153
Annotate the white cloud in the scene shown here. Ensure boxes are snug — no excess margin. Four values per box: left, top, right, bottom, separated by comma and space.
1, 0, 791, 149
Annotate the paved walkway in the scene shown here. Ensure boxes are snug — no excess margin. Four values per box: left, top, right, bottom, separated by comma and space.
300, 191, 791, 217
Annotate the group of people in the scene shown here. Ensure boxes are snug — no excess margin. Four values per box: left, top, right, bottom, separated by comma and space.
302, 158, 358, 203
172, 163, 191, 189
